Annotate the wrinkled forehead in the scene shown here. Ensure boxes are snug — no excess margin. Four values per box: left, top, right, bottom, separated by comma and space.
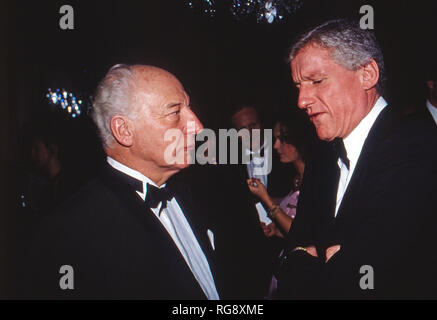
290, 45, 338, 78
292, 41, 333, 59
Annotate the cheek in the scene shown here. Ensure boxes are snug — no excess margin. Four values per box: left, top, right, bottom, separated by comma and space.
164, 129, 189, 164
337, 75, 363, 106
319, 84, 342, 114
285, 145, 297, 159
146, 122, 173, 149
167, 129, 186, 155
136, 128, 165, 162
318, 85, 351, 128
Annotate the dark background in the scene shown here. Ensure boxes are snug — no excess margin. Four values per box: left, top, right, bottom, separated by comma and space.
4, 0, 437, 128
1, 0, 436, 296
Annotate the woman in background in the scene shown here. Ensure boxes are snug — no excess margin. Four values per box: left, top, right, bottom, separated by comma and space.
248, 112, 315, 238
247, 111, 315, 298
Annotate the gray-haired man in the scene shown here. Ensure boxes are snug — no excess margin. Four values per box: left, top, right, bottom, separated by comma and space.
28, 64, 223, 299
279, 19, 437, 299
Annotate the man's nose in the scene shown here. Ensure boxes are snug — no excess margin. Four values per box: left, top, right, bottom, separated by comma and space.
297, 85, 315, 111
183, 108, 204, 135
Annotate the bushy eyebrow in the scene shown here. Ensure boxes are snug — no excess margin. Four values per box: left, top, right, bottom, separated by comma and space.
294, 72, 327, 85
303, 72, 327, 80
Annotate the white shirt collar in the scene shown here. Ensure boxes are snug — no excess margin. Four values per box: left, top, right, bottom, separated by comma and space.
343, 96, 388, 166
426, 100, 437, 124
107, 156, 164, 201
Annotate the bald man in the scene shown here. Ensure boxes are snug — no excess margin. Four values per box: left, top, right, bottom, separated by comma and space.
27, 65, 221, 299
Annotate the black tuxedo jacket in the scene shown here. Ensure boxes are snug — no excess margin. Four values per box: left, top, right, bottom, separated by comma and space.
26, 163, 218, 299
279, 105, 437, 299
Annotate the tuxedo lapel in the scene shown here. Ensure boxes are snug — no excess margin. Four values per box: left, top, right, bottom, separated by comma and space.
312, 143, 341, 253
98, 164, 167, 235
98, 164, 207, 298
334, 106, 400, 233
313, 106, 399, 252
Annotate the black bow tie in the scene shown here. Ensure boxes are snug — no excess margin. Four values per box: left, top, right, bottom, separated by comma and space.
145, 183, 174, 214
332, 138, 350, 169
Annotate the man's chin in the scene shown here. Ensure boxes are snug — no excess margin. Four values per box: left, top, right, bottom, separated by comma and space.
315, 127, 334, 141
170, 162, 191, 173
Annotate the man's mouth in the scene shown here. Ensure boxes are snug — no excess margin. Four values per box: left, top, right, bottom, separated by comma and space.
309, 112, 323, 121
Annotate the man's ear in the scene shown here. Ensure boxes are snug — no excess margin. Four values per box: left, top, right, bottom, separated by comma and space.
110, 115, 134, 147
361, 59, 379, 90
426, 80, 435, 90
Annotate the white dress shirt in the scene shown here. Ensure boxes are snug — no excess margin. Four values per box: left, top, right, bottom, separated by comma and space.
107, 157, 219, 300
335, 96, 388, 216
426, 100, 437, 125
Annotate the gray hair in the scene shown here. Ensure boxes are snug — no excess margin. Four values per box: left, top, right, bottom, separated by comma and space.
288, 19, 386, 94
91, 64, 138, 148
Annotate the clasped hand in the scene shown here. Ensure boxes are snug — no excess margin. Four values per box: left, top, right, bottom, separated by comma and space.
294, 245, 341, 262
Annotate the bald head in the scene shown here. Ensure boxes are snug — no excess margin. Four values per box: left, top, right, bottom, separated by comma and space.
130, 65, 186, 113
131, 65, 176, 83
91, 64, 185, 148
92, 63, 203, 185
131, 65, 182, 92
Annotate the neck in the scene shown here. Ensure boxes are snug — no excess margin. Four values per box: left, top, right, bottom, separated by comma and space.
142, 167, 177, 187
343, 92, 380, 139
107, 149, 178, 187
429, 98, 437, 109
293, 158, 305, 180
362, 92, 380, 125
369, 93, 380, 110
